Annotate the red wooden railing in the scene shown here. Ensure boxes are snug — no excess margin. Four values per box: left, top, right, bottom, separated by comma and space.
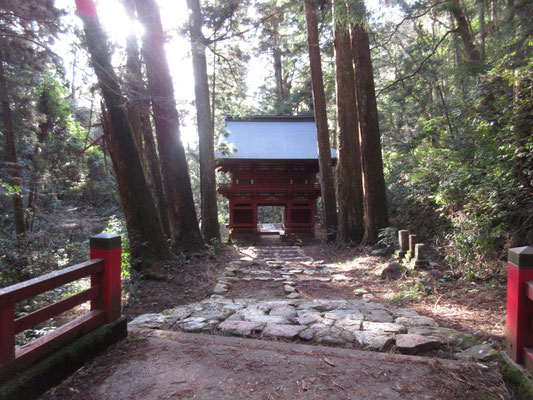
0, 233, 121, 375
506, 246, 533, 370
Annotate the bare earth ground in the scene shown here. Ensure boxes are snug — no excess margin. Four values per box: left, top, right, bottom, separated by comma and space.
44, 330, 508, 400
42, 239, 511, 399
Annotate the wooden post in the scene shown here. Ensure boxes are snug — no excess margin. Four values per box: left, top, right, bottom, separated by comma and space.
0, 305, 15, 365
506, 246, 533, 363
90, 233, 122, 323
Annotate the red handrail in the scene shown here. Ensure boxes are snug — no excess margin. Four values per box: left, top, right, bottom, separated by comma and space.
0, 233, 121, 375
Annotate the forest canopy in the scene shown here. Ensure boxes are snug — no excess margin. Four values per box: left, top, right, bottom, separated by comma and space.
0, 0, 531, 289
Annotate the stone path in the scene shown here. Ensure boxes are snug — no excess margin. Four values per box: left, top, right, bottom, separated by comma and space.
130, 245, 492, 359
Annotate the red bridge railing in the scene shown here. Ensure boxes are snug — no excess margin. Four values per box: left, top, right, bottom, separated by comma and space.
0, 233, 121, 375
506, 246, 533, 370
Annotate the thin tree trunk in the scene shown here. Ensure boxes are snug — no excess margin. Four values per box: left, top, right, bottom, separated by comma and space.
135, 0, 204, 252
187, 0, 220, 243
0, 46, 25, 236
121, 0, 171, 240
75, 0, 170, 266
351, 7, 389, 245
273, 28, 284, 113
304, 0, 338, 243
333, 0, 364, 244
478, 0, 486, 60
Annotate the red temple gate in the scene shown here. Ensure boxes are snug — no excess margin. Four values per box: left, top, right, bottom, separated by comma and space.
217, 116, 336, 238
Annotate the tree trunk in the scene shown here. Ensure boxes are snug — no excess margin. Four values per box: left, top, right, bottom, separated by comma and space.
351, 10, 389, 245
135, 0, 204, 252
75, 0, 170, 266
273, 28, 284, 112
512, 74, 533, 190
186, 0, 220, 243
303, 0, 338, 243
121, 0, 171, 240
333, 0, 364, 244
26, 88, 52, 231
0, 46, 25, 236
449, 0, 481, 69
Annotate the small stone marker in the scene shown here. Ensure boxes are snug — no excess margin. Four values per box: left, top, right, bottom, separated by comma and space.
407, 234, 417, 261
414, 243, 429, 269
396, 230, 409, 259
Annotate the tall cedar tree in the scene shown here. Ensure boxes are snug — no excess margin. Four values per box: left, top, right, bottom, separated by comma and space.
0, 47, 25, 236
351, 1, 389, 245
187, 0, 220, 242
333, 0, 364, 244
121, 0, 171, 240
75, 0, 171, 265
135, 0, 204, 252
303, 0, 338, 242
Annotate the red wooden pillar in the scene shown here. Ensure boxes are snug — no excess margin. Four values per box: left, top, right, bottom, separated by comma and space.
90, 233, 122, 323
286, 202, 292, 235
506, 246, 533, 363
252, 200, 258, 235
229, 198, 234, 236
0, 305, 15, 365
311, 200, 316, 237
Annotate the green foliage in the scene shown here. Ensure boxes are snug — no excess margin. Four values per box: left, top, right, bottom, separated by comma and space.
375, 0, 533, 278
103, 216, 131, 280
378, 227, 399, 247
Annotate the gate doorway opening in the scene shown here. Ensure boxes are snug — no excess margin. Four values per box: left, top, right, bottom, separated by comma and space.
257, 205, 285, 235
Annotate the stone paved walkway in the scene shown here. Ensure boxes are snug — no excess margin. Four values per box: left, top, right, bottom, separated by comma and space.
130, 244, 490, 358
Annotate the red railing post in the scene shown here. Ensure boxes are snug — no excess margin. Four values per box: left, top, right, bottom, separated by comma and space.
506, 246, 533, 363
0, 305, 15, 365
90, 233, 122, 323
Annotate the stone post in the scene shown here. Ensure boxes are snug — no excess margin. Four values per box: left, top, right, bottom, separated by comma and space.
407, 234, 417, 261
396, 230, 409, 259
414, 243, 429, 269
506, 246, 533, 365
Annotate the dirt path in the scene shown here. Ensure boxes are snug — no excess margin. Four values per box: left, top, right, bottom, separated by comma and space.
44, 329, 508, 400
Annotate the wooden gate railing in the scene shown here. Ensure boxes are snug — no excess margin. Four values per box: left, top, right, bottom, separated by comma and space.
506, 246, 533, 370
0, 233, 121, 375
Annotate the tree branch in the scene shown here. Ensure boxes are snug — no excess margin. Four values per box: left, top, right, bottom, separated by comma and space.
376, 30, 454, 98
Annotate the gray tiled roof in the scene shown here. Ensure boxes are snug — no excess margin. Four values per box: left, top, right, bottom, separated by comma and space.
216, 116, 337, 160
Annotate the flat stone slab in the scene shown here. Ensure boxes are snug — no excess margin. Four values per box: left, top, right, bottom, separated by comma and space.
456, 344, 499, 361
51, 329, 506, 400
396, 334, 443, 355
262, 323, 305, 339
217, 320, 263, 336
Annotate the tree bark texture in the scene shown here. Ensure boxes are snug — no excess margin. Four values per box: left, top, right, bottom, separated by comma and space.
351, 19, 389, 245
0, 47, 25, 236
121, 0, 171, 240
135, 0, 204, 252
304, 0, 338, 243
75, 0, 170, 265
187, 0, 220, 242
333, 0, 364, 244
